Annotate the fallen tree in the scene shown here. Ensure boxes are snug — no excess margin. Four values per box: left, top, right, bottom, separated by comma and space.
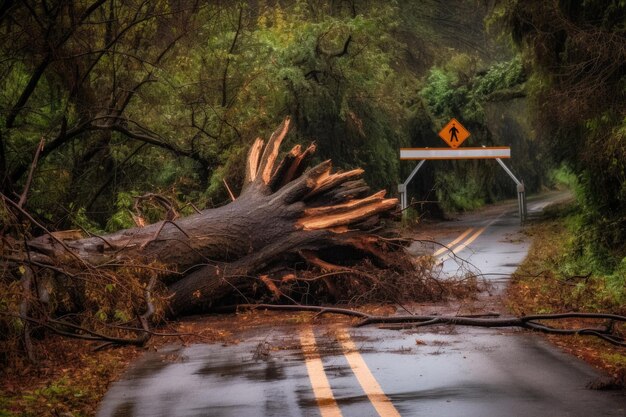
2, 119, 624, 355
2, 118, 439, 352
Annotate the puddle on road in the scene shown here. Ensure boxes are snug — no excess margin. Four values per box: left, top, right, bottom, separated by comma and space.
112, 402, 134, 417
97, 338, 320, 417
194, 358, 287, 382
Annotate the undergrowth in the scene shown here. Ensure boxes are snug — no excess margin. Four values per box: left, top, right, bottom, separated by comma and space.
510, 201, 626, 314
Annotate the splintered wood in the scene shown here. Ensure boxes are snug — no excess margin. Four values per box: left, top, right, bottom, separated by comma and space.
259, 118, 291, 184
245, 138, 264, 183
298, 191, 397, 230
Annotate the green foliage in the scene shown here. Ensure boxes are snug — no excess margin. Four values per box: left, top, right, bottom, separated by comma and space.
607, 258, 626, 304
420, 68, 461, 121
476, 56, 525, 96
548, 165, 578, 190
113, 309, 130, 323
400, 207, 421, 228
0, 0, 555, 239
0, 398, 20, 417
419, 55, 529, 211
105, 192, 138, 232
435, 169, 486, 212
3, 377, 91, 417
0, 0, 542, 230
421, 54, 525, 125
0, 0, 431, 229
241, 1, 415, 189
601, 352, 626, 368
497, 0, 626, 258
68, 205, 103, 235
511, 206, 626, 317
545, 207, 626, 308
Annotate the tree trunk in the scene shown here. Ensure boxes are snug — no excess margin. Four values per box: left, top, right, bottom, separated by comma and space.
24, 118, 410, 317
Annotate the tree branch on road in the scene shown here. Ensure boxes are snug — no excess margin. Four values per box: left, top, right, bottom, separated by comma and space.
235, 304, 626, 347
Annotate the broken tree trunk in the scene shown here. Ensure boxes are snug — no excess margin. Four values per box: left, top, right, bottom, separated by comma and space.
23, 118, 417, 317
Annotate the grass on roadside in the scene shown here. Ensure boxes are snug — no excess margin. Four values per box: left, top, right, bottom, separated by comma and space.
507, 202, 626, 384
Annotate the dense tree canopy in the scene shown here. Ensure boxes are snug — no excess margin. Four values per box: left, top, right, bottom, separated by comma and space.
499, 0, 626, 261
0, 0, 540, 233
0, 1, 415, 230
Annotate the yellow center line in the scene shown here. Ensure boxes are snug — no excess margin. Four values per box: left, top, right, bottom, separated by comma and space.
451, 226, 487, 255
437, 226, 487, 263
336, 328, 402, 417
432, 227, 474, 256
300, 326, 343, 417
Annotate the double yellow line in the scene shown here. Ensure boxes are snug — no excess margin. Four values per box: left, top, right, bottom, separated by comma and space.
299, 220, 497, 415
300, 327, 402, 417
433, 226, 487, 262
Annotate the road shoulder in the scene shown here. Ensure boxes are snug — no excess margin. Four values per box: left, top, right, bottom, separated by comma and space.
507, 209, 626, 389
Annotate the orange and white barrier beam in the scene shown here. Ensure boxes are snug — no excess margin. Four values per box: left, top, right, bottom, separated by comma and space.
400, 147, 511, 160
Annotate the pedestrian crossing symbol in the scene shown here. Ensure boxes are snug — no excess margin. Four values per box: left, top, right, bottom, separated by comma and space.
438, 118, 470, 148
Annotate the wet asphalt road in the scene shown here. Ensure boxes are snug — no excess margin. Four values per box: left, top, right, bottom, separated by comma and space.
97, 193, 626, 417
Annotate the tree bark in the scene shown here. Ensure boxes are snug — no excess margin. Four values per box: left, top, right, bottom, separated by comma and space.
24, 118, 409, 317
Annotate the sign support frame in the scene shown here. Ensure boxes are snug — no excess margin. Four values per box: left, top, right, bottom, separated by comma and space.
401, 118, 526, 224
399, 153, 527, 224
398, 159, 426, 211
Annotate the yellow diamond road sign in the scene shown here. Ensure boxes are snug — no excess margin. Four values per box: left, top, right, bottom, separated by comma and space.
438, 118, 470, 148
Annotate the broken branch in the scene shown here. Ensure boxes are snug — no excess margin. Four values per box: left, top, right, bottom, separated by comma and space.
234, 304, 626, 347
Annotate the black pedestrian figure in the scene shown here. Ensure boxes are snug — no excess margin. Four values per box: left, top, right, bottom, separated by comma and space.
449, 123, 459, 143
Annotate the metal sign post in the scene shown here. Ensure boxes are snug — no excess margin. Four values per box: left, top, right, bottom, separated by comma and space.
495, 157, 527, 223
398, 159, 426, 212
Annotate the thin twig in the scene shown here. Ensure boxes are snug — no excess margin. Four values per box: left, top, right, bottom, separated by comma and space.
1, 193, 88, 266
140, 220, 190, 250
223, 179, 236, 201
18, 136, 45, 208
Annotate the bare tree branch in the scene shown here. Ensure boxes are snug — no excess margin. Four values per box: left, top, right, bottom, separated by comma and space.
235, 304, 626, 347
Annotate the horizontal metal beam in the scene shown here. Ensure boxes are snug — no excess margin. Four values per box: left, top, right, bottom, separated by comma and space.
400, 147, 511, 160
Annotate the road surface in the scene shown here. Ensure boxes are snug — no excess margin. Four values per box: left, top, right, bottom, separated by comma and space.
97, 192, 626, 417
